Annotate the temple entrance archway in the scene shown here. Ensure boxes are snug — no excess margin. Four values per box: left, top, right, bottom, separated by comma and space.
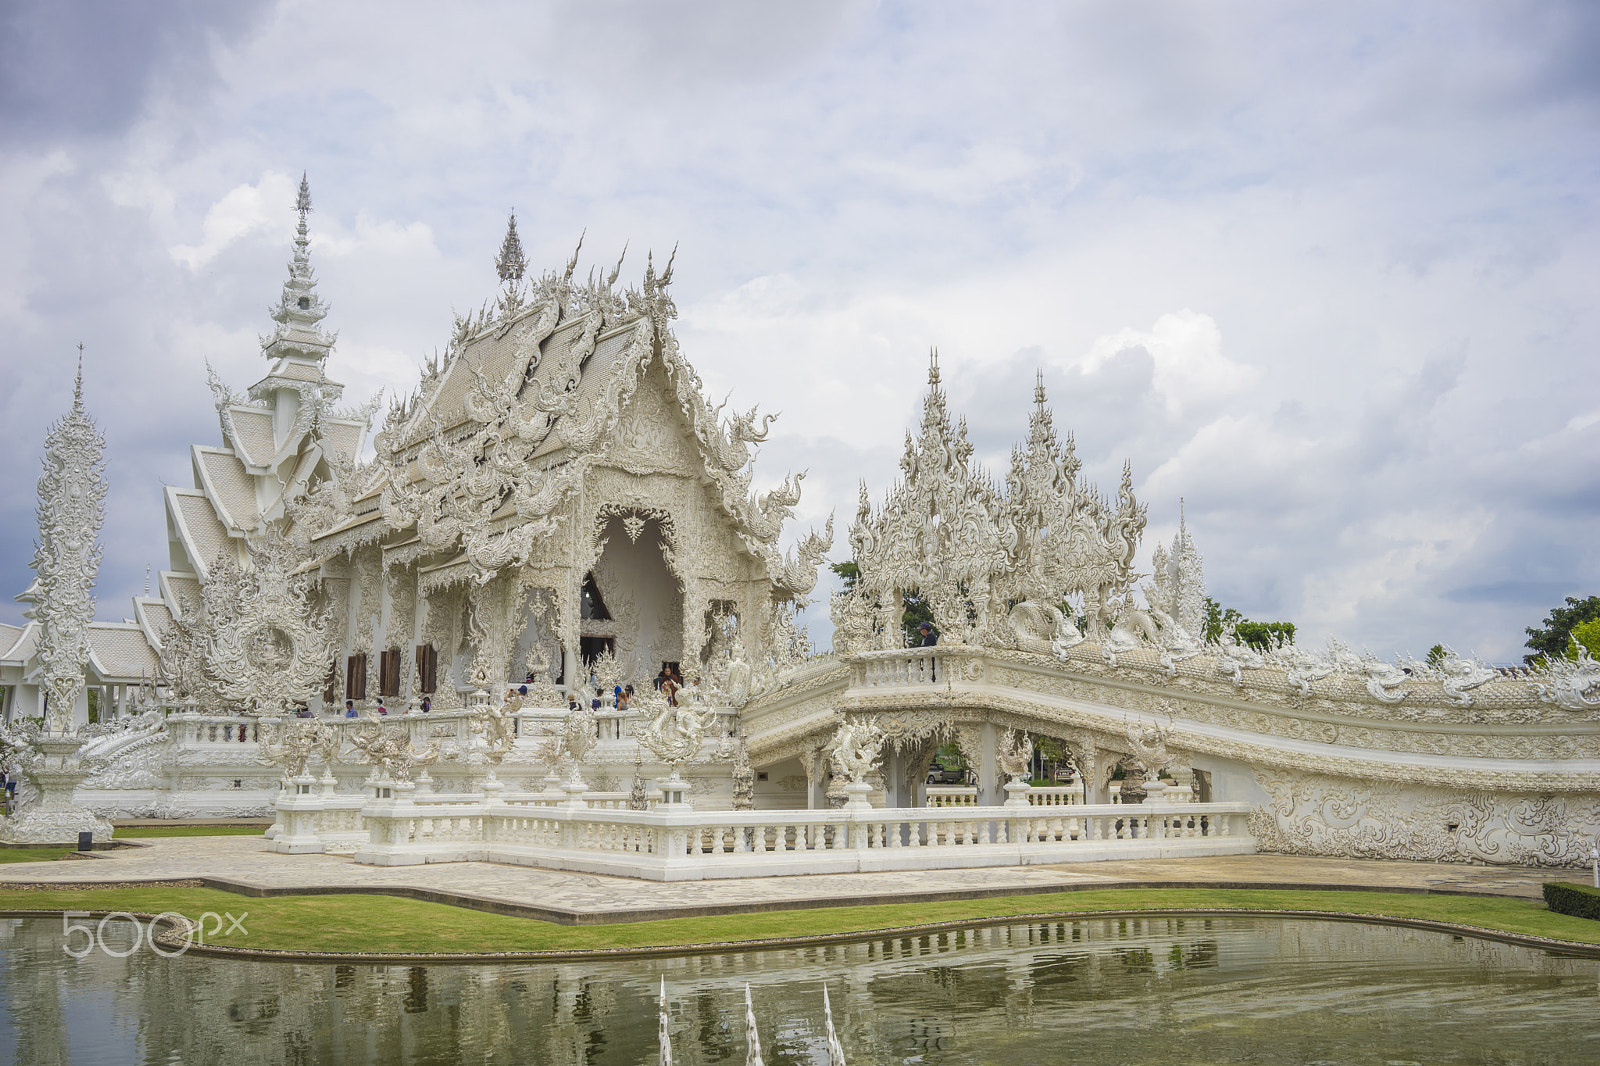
585, 514, 683, 689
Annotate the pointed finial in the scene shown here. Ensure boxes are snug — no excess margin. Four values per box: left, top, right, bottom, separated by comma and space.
928, 347, 941, 386
603, 242, 628, 289
661, 242, 677, 287
563, 229, 586, 282
144, 564, 151, 596
296, 172, 312, 219
605, 242, 629, 288
73, 343, 85, 407
1034, 367, 1047, 407
495, 210, 527, 283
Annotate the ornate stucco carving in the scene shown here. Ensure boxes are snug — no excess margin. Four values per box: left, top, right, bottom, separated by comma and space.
160, 528, 336, 716
1250, 767, 1600, 867
31, 365, 106, 731
836, 356, 1146, 652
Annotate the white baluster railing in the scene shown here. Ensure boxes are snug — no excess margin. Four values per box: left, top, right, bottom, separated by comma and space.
345, 797, 1254, 875
925, 786, 979, 807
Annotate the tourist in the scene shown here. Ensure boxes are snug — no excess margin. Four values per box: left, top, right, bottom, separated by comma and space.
518, 684, 529, 697
654, 665, 670, 691
920, 622, 938, 681
420, 696, 431, 713
344, 699, 357, 718
567, 692, 579, 712
662, 672, 679, 706
376, 700, 388, 716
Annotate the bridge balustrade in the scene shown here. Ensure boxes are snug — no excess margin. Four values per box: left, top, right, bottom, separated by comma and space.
344, 794, 1254, 876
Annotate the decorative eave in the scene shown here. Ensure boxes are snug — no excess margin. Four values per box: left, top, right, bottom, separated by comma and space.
158, 571, 201, 620
165, 486, 245, 581
132, 596, 173, 653
0, 621, 38, 666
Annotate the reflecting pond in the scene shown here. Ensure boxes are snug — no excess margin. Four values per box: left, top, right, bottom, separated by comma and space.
0, 914, 1595, 1064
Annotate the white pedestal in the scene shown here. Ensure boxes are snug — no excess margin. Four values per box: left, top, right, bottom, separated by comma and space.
269, 774, 325, 853
0, 733, 115, 845
1002, 778, 1033, 809
656, 769, 694, 810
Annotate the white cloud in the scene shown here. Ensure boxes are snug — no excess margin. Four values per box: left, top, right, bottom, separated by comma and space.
1079, 311, 1260, 419
1297, 508, 1492, 647
169, 171, 295, 269
1, 1, 1597, 665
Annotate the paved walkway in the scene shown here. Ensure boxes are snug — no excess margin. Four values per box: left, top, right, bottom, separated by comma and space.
0, 837, 1577, 923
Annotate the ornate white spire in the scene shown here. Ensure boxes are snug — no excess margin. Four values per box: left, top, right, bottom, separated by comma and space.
261, 172, 336, 364
495, 210, 527, 284
31, 351, 107, 732
1169, 498, 1206, 639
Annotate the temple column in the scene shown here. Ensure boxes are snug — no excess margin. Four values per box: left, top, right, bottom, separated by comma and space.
882, 747, 906, 808
977, 723, 998, 806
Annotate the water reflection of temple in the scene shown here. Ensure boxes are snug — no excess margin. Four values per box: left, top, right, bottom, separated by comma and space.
3, 915, 1594, 1063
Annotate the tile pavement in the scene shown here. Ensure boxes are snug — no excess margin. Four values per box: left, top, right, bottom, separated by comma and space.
0, 836, 1580, 922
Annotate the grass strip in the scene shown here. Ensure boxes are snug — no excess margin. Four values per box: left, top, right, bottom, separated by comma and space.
112, 826, 266, 839
0, 886, 1596, 957
0, 848, 79, 864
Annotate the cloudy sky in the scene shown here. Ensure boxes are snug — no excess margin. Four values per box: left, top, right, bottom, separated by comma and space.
1, 1, 1596, 663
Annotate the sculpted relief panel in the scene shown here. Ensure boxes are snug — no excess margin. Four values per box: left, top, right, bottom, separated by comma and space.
1250, 768, 1600, 868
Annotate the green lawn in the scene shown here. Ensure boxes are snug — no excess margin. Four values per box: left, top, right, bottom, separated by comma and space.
0, 825, 266, 860
0, 848, 78, 864
112, 825, 268, 839
0, 885, 1594, 956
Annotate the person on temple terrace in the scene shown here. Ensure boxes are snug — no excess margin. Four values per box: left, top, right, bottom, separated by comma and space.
920, 622, 938, 680
344, 699, 357, 718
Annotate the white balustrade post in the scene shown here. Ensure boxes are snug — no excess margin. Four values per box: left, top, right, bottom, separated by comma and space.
269, 774, 325, 854
352, 777, 424, 866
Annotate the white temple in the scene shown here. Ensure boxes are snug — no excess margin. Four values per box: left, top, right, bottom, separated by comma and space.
0, 180, 1595, 872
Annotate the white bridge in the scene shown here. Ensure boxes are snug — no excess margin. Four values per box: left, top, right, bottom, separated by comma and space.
738, 642, 1600, 869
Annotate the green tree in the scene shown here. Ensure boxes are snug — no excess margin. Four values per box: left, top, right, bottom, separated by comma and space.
1204, 597, 1294, 651
1568, 618, 1600, 661
829, 560, 938, 647
1202, 598, 1240, 644
1523, 595, 1600, 666
1426, 644, 1448, 668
